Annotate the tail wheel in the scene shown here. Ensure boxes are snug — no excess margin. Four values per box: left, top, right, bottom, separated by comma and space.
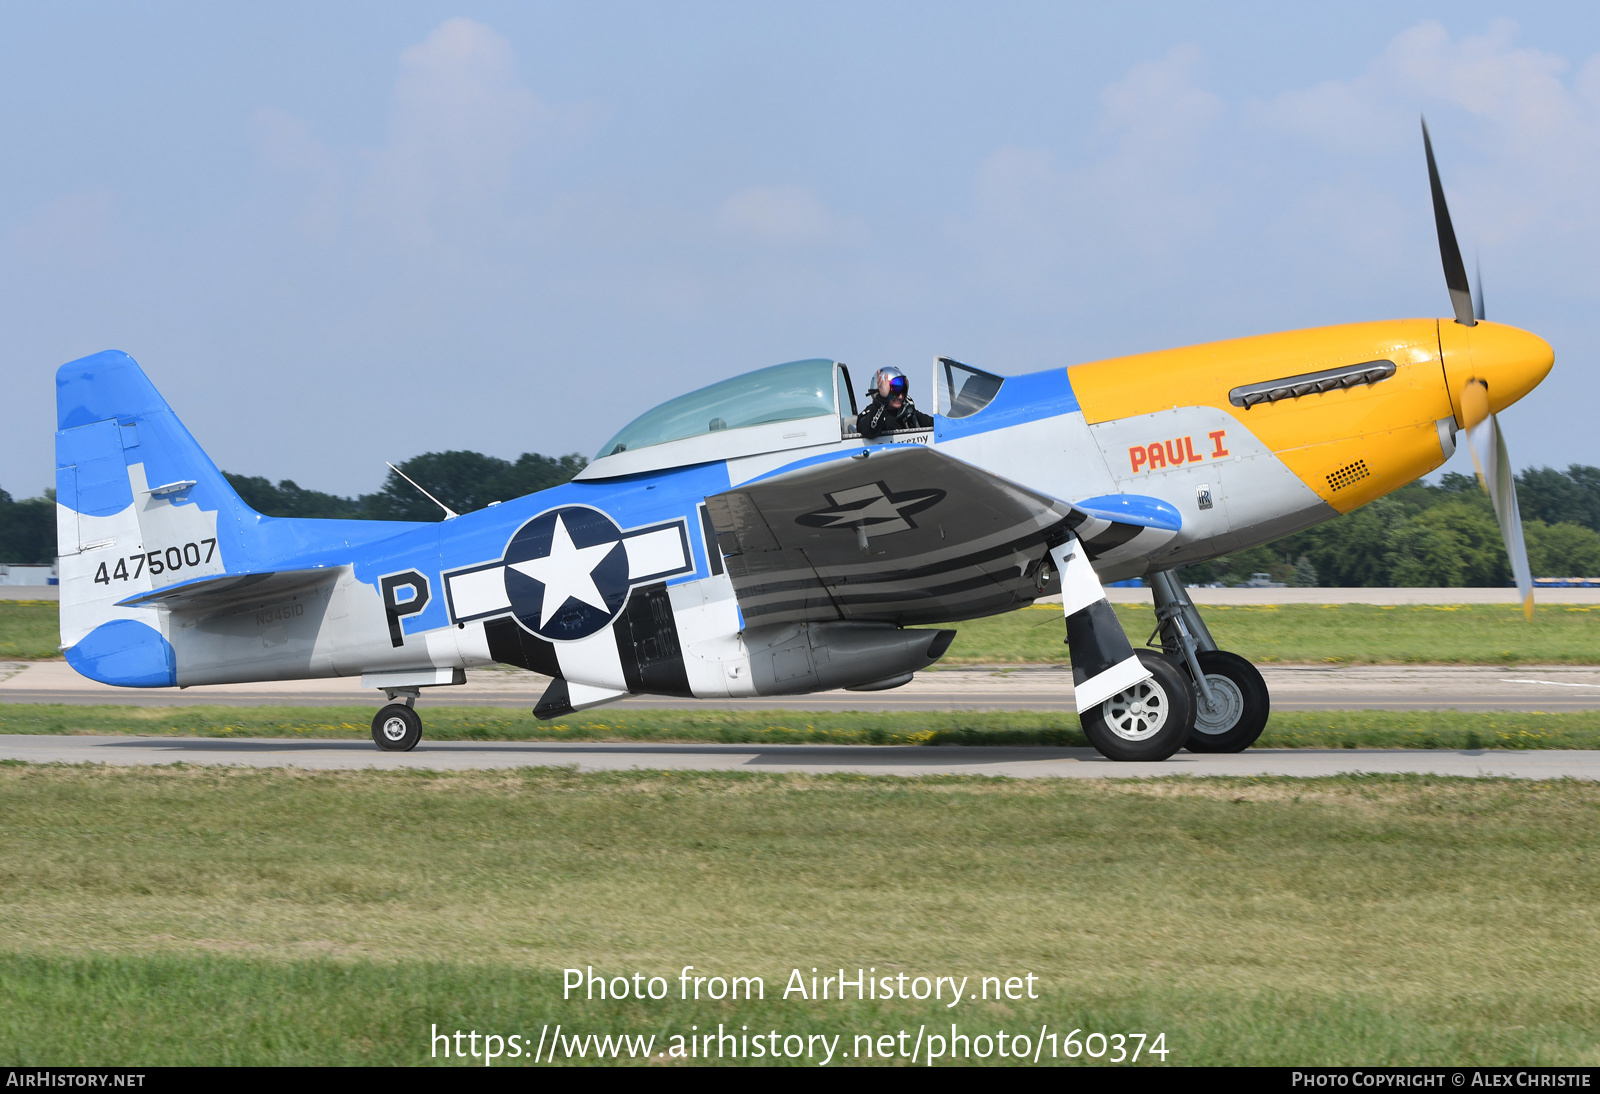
1184, 650, 1269, 753
1080, 649, 1196, 762
371, 704, 422, 752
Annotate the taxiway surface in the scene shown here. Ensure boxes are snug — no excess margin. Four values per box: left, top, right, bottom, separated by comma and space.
4, 660, 1600, 712
1, 734, 1594, 779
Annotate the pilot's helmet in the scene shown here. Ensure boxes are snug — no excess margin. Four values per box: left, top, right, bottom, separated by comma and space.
876, 367, 909, 398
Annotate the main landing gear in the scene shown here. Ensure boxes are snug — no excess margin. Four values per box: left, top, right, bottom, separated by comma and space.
1079, 648, 1196, 762
372, 688, 423, 752
1076, 573, 1270, 761
1148, 571, 1270, 754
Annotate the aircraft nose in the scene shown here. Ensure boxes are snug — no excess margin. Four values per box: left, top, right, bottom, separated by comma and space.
1438, 320, 1554, 425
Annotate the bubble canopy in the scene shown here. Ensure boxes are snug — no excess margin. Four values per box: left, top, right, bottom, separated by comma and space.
596, 358, 837, 459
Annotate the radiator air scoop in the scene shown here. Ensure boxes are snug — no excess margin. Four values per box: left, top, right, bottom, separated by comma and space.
746, 623, 955, 696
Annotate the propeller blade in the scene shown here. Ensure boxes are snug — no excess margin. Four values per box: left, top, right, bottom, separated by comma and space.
1422, 118, 1477, 327
1473, 257, 1486, 322
1461, 378, 1489, 432
1463, 388, 1534, 620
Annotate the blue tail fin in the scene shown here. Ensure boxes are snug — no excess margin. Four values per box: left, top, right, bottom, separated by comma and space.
56, 351, 268, 682
54, 350, 418, 685
56, 350, 256, 555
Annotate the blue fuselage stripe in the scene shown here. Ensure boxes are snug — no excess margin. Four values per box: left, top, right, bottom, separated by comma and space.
933, 366, 1079, 442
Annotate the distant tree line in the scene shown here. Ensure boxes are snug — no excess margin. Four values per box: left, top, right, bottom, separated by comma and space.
223, 450, 588, 523
1184, 465, 1600, 587
0, 450, 586, 564
0, 486, 54, 566
5, 458, 1600, 585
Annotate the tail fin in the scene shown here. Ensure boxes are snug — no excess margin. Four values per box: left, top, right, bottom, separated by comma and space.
54, 350, 269, 684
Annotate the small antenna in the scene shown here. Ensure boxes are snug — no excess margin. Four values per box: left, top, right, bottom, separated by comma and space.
385, 461, 458, 519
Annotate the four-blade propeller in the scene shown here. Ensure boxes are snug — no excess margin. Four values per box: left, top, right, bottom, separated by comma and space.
1422, 118, 1535, 620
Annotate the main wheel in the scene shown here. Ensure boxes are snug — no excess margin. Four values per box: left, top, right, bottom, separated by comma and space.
1080, 649, 1196, 762
371, 704, 422, 752
1184, 650, 1269, 753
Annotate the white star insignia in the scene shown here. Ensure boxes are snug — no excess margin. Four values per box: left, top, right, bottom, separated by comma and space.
508, 513, 618, 628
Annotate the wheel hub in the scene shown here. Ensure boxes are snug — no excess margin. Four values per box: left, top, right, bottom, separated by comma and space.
1102, 680, 1168, 742
382, 717, 409, 742
1192, 674, 1245, 736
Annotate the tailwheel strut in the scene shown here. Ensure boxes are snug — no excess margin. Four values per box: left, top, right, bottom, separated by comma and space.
372, 687, 423, 752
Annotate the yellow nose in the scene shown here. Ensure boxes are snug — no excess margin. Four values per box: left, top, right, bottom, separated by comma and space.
1437, 320, 1554, 425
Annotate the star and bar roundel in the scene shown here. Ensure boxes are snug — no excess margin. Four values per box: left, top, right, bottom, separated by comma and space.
443, 506, 693, 642
795, 480, 945, 537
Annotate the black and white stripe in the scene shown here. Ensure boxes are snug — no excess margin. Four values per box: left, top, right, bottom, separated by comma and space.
484, 579, 692, 718
1049, 535, 1150, 711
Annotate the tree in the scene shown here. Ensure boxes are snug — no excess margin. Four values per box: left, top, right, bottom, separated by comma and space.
1517, 465, 1600, 533
1386, 510, 1468, 586
364, 451, 511, 521
0, 486, 57, 564
223, 449, 589, 523
1291, 497, 1407, 586
1524, 520, 1600, 578
223, 474, 367, 519
1563, 465, 1600, 531
496, 452, 589, 501
1517, 467, 1587, 529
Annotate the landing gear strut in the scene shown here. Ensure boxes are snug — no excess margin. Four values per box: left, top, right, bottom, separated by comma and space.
1147, 571, 1270, 753
371, 687, 423, 752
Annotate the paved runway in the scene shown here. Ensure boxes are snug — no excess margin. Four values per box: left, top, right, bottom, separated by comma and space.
1, 734, 1594, 779
4, 660, 1600, 712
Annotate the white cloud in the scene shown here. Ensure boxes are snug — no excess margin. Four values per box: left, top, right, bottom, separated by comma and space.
950, 46, 1225, 301
716, 185, 863, 248
1260, 20, 1583, 156
360, 18, 544, 249
1256, 20, 1600, 293
1096, 44, 1224, 165
248, 108, 344, 243
242, 18, 550, 261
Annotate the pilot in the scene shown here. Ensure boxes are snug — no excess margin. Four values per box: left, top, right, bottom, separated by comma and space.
857, 367, 934, 439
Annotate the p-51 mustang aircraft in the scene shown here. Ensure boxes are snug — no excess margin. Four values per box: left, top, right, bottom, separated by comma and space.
53, 126, 1552, 761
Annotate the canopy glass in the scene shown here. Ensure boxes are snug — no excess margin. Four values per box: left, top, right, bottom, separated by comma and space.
596, 358, 837, 458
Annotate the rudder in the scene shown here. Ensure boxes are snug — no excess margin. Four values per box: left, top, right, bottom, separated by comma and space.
55, 350, 257, 684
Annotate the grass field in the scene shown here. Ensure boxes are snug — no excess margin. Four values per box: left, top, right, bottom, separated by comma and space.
5, 703, 1600, 750
0, 600, 59, 659
6, 599, 1600, 664
1, 765, 1596, 1065
942, 602, 1600, 665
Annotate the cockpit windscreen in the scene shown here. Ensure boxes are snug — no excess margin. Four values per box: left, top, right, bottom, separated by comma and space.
597, 358, 836, 457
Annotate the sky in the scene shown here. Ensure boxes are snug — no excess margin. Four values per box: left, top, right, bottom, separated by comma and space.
4, 2, 1600, 497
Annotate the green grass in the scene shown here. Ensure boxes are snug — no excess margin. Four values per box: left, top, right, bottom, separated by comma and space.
9, 600, 1600, 663
1, 766, 1598, 1065
0, 600, 59, 659
937, 602, 1600, 665
7, 703, 1600, 750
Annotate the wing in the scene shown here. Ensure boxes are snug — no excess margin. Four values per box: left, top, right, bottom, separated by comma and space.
705, 445, 1177, 627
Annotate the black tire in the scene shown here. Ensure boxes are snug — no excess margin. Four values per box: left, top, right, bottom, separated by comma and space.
1080, 649, 1197, 762
371, 704, 422, 752
1184, 650, 1270, 753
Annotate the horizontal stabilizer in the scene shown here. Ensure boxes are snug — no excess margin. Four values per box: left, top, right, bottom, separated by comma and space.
114, 567, 338, 611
